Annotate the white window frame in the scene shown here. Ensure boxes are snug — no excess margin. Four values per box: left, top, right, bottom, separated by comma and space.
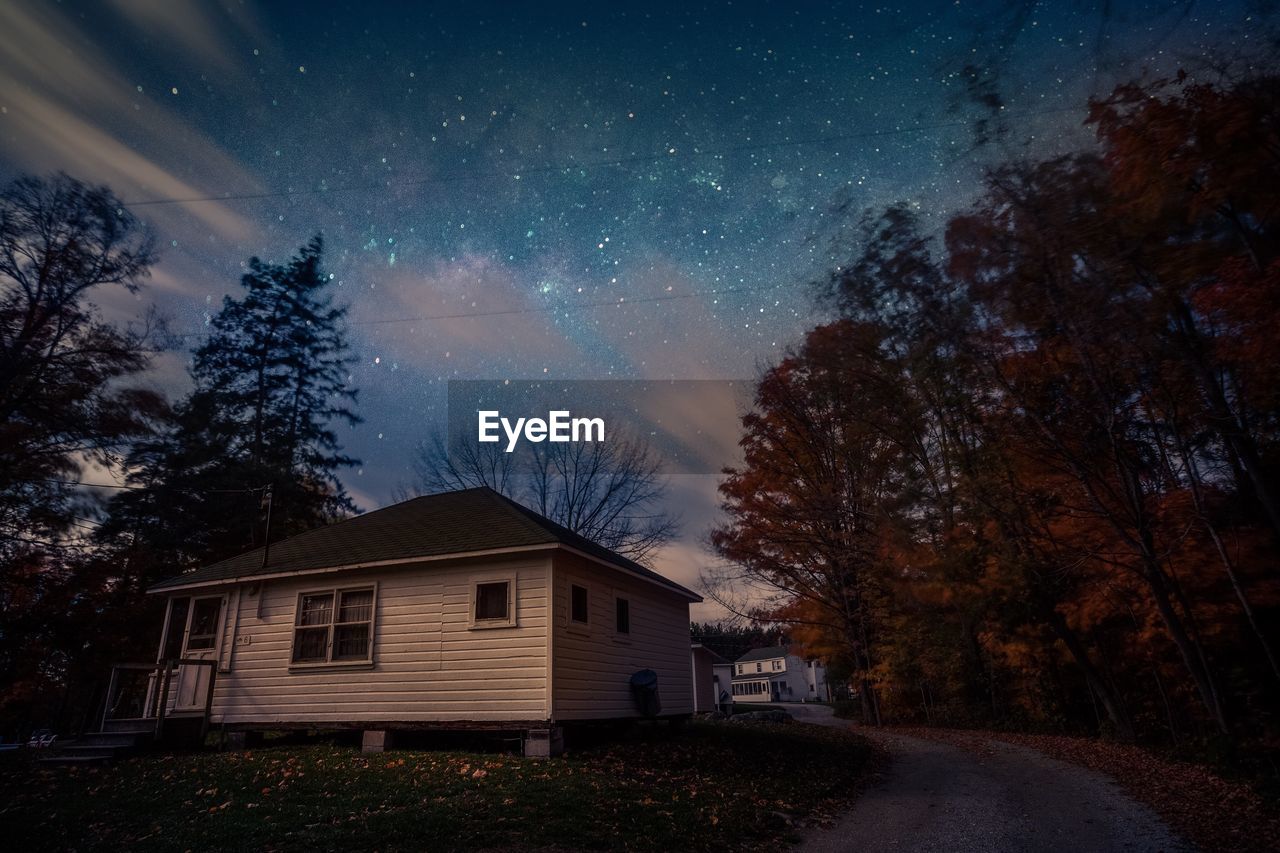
288, 583, 377, 670
183, 595, 223, 652
470, 575, 517, 629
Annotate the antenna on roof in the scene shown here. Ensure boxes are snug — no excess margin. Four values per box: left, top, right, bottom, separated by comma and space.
260, 484, 274, 570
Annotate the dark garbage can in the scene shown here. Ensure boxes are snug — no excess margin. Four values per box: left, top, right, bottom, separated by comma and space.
629, 669, 662, 717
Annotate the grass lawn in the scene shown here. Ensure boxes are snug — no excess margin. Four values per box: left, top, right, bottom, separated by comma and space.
0, 720, 871, 852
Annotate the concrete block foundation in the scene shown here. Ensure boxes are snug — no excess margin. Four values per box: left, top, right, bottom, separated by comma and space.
362, 729, 394, 753
523, 726, 564, 758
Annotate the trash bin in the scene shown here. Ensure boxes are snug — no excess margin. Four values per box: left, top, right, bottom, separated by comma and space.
629, 669, 661, 717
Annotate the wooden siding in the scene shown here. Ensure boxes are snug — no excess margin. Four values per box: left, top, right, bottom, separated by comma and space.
550, 552, 694, 720
197, 555, 551, 725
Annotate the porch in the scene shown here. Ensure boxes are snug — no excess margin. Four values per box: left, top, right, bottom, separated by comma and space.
98, 658, 218, 745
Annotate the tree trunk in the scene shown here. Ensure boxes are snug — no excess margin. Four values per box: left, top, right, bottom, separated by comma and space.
1140, 552, 1231, 735
1045, 608, 1136, 741
1172, 299, 1280, 544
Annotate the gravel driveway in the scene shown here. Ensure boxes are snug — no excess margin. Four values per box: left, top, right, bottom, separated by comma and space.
788, 704, 1192, 852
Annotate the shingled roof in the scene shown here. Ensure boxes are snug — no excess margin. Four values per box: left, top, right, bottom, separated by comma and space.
735, 645, 791, 664
148, 486, 700, 600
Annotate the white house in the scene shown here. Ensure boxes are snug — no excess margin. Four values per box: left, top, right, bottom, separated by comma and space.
730, 646, 828, 703
105, 488, 700, 757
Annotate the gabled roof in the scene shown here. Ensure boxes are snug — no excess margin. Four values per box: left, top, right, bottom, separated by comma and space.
148, 486, 700, 601
735, 645, 791, 664
691, 643, 729, 663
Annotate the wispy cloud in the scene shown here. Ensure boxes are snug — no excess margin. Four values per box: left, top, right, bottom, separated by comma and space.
0, 2, 263, 242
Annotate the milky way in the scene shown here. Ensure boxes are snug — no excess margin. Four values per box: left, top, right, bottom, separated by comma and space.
0, 1, 1262, 610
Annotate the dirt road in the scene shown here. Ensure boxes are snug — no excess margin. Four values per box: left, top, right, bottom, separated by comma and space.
789, 704, 1192, 852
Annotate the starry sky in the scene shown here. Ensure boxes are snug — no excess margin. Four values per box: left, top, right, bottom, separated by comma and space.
0, 0, 1264, 615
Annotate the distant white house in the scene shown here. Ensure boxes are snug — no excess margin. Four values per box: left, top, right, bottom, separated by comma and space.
690, 643, 733, 714
731, 646, 828, 703
105, 488, 701, 757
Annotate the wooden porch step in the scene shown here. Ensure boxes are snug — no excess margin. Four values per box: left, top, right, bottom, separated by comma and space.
39, 737, 147, 765
102, 717, 154, 734
38, 753, 116, 766
79, 731, 151, 747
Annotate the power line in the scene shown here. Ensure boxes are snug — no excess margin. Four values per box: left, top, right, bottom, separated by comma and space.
121, 106, 1082, 208
21, 477, 266, 494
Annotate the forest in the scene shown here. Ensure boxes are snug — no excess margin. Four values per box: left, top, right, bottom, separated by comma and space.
1, 69, 1278, 768
708, 71, 1280, 757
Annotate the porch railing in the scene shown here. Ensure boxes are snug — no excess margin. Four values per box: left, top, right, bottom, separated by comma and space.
101, 658, 218, 742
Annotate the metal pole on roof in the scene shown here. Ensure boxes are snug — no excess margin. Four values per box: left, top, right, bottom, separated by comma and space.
259, 484, 274, 570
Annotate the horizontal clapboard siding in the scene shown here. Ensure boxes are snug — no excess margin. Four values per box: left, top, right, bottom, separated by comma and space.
550, 552, 693, 720
206, 555, 551, 724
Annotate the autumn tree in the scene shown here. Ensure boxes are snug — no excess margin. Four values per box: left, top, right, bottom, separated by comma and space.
0, 174, 163, 732
0, 174, 162, 558
1088, 73, 1280, 542
718, 73, 1280, 744
709, 320, 928, 724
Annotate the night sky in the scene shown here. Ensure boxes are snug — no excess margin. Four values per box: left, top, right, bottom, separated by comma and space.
0, 1, 1262, 614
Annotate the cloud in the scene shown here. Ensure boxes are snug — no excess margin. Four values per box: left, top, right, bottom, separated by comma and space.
0, 2, 263, 242
346, 252, 588, 374
104, 0, 266, 73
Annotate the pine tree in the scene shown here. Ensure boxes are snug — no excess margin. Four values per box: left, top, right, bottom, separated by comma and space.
103, 236, 361, 579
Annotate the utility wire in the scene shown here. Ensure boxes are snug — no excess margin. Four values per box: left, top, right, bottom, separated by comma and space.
21, 477, 267, 494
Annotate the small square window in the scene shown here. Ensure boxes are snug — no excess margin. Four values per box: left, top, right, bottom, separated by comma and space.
615, 597, 630, 634
571, 584, 589, 624
475, 581, 510, 621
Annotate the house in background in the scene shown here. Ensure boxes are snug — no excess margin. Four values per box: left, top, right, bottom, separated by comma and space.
690, 643, 733, 714
730, 646, 828, 703
102, 488, 700, 757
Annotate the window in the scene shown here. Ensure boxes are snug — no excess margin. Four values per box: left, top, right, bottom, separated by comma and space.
615, 597, 630, 634
755, 662, 762, 673
186, 597, 221, 651
333, 589, 373, 660
571, 584, 589, 624
772, 659, 782, 671
162, 596, 190, 659
290, 586, 375, 665
475, 581, 509, 620
470, 577, 516, 628
737, 664, 743, 675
